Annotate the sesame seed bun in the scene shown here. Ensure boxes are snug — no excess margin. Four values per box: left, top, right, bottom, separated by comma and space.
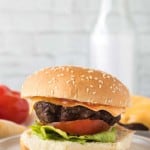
21, 66, 130, 112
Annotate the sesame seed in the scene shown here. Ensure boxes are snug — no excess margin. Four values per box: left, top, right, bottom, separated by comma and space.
70, 78, 75, 81
86, 99, 91, 102
66, 67, 70, 72
86, 76, 89, 80
102, 73, 106, 78
106, 75, 110, 78
94, 77, 98, 80
80, 75, 85, 78
104, 99, 107, 104
50, 90, 54, 94
112, 90, 116, 93
60, 73, 64, 76
72, 80, 75, 85
67, 78, 75, 85
89, 75, 93, 79
49, 78, 56, 83
90, 85, 94, 88
66, 80, 71, 84
118, 88, 121, 92
99, 84, 102, 88
88, 70, 94, 73
53, 67, 59, 70
57, 74, 60, 77
92, 91, 96, 95
113, 78, 116, 82
98, 80, 103, 84
108, 99, 112, 103
86, 88, 90, 93
112, 83, 116, 86
70, 70, 74, 73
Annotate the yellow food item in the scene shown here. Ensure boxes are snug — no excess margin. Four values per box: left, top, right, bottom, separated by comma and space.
121, 95, 150, 129
0, 119, 26, 138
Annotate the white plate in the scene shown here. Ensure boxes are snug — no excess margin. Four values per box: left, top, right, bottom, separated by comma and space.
0, 135, 150, 150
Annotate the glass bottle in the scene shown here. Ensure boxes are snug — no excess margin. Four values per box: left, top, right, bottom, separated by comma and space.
90, 0, 135, 91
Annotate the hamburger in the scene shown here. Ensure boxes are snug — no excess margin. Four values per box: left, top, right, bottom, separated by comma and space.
20, 66, 133, 150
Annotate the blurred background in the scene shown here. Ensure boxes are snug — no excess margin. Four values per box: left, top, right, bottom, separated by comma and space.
0, 0, 149, 97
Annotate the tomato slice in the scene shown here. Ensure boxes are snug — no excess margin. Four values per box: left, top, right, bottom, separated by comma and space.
52, 119, 110, 135
0, 85, 29, 124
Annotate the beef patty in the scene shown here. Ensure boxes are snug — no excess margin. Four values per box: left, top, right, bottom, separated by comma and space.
34, 101, 120, 125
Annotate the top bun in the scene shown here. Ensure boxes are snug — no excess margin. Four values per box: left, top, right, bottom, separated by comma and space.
21, 66, 130, 108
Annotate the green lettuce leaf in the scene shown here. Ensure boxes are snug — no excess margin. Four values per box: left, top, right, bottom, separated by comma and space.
31, 123, 116, 144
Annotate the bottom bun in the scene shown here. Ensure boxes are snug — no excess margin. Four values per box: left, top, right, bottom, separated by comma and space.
20, 127, 133, 150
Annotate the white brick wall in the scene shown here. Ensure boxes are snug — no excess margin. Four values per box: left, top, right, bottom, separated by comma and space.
0, 0, 70, 12
128, 0, 150, 96
0, 0, 150, 97
34, 33, 89, 55
0, 0, 97, 90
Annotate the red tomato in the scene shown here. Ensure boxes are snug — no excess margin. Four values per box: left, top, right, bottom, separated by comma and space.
0, 85, 10, 95
11, 91, 20, 97
53, 119, 110, 135
0, 85, 29, 124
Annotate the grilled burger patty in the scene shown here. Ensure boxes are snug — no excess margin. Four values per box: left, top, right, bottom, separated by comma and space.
34, 101, 121, 125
